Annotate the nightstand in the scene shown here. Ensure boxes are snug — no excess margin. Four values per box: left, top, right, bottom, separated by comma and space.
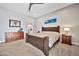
62, 34, 72, 45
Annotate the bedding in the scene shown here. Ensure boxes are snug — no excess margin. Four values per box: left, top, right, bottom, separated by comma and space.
29, 31, 60, 48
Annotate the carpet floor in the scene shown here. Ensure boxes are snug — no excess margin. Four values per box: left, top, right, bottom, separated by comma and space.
0, 40, 79, 56
49, 42, 79, 56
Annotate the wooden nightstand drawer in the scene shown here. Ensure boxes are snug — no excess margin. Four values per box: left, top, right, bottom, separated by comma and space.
62, 34, 72, 45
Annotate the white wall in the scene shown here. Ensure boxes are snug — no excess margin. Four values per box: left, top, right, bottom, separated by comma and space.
70, 4, 79, 45
35, 4, 79, 45
0, 7, 34, 42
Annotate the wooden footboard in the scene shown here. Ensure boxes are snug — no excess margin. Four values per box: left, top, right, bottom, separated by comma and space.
26, 35, 49, 56
43, 37, 49, 56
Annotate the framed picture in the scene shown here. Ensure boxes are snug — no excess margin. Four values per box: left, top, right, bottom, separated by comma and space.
44, 18, 57, 27
44, 18, 57, 24
9, 19, 21, 27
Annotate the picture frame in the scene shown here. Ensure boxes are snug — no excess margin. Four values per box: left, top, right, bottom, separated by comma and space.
44, 18, 57, 27
9, 19, 21, 27
44, 18, 57, 24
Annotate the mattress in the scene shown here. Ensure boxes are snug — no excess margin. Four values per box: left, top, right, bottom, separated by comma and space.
29, 31, 60, 48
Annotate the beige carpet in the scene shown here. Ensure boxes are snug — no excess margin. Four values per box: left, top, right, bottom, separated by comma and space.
49, 42, 79, 56
0, 40, 79, 56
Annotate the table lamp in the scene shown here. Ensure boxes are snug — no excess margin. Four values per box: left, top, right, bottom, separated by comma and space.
64, 27, 70, 35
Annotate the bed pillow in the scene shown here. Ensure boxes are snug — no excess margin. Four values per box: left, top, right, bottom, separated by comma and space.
42, 31, 59, 34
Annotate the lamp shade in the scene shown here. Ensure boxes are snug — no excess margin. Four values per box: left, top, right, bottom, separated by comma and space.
64, 28, 70, 32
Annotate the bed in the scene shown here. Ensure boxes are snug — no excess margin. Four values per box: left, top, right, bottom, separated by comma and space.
26, 26, 60, 56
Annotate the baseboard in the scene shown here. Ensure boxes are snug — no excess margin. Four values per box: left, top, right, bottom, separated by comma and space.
0, 40, 5, 43
72, 42, 79, 46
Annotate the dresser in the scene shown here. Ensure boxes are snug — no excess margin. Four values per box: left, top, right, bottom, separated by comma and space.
5, 32, 24, 43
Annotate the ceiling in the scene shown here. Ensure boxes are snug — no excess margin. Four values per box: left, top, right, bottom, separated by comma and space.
0, 3, 73, 18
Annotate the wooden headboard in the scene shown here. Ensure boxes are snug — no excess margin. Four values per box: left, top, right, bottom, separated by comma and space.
42, 26, 60, 33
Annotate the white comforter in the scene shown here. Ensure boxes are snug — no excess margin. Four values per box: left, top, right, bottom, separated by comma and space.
29, 31, 60, 48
